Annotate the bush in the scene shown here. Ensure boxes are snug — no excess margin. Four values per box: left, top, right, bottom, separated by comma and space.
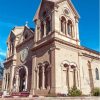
68, 86, 82, 96
91, 87, 100, 96
0, 87, 2, 92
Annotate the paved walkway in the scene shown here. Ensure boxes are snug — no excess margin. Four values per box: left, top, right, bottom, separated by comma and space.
0, 97, 100, 100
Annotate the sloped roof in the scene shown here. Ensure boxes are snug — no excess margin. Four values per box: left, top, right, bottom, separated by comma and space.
7, 26, 25, 43
34, 0, 80, 21
34, 0, 58, 21
45, 0, 60, 2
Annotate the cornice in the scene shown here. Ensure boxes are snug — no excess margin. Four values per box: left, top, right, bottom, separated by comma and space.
31, 37, 99, 58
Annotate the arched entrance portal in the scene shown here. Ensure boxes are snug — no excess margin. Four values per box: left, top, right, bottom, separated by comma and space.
15, 65, 28, 92
19, 67, 26, 92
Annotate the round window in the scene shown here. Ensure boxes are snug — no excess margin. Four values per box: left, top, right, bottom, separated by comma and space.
64, 9, 69, 15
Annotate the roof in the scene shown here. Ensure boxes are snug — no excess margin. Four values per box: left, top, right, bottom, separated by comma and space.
45, 0, 60, 2
7, 26, 35, 44
34, 0, 80, 21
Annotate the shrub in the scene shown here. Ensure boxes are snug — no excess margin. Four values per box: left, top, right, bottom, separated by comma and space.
68, 86, 82, 96
0, 87, 2, 92
91, 87, 100, 96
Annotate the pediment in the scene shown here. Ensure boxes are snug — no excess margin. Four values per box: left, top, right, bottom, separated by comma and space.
34, 0, 80, 21
18, 26, 34, 45
34, 0, 54, 21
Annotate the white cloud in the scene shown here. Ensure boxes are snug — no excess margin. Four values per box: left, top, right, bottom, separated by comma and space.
0, 51, 6, 57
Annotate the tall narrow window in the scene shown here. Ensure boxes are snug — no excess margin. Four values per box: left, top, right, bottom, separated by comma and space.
71, 65, 76, 87
67, 20, 73, 36
46, 17, 51, 35
41, 21, 44, 38
39, 66, 42, 89
45, 65, 48, 89
44, 62, 51, 89
61, 17, 66, 34
95, 68, 99, 80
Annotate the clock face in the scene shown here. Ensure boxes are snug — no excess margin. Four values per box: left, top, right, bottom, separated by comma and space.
20, 48, 28, 62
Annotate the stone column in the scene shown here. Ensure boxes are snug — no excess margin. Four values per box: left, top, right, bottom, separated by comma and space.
42, 66, 45, 89
36, 67, 39, 90
66, 68, 69, 91
43, 22, 46, 37
6, 73, 8, 91
47, 67, 51, 90
2, 70, 6, 91
66, 22, 68, 36
34, 20, 38, 43
37, 20, 41, 41
75, 18, 80, 45
30, 55, 37, 95
73, 69, 76, 87
16, 74, 19, 92
25, 75, 28, 91
49, 47, 56, 94
51, 6, 58, 32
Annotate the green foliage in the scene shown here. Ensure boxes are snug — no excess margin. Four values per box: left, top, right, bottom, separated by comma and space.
91, 87, 100, 96
0, 87, 2, 92
68, 86, 82, 96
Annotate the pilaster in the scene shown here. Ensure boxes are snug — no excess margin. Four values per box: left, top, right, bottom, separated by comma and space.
30, 55, 37, 95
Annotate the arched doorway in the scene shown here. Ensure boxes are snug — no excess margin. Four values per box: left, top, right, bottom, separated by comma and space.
19, 67, 26, 92
15, 66, 28, 92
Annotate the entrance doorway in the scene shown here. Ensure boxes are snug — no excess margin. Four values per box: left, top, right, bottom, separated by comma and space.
19, 67, 26, 92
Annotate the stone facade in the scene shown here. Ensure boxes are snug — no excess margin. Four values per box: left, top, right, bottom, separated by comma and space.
2, 0, 100, 96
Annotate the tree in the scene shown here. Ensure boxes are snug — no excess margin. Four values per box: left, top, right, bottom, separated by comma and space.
0, 62, 4, 80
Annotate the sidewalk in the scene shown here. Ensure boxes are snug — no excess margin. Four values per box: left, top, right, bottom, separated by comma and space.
0, 97, 100, 100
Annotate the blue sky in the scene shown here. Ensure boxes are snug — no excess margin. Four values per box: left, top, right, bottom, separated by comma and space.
0, 0, 99, 62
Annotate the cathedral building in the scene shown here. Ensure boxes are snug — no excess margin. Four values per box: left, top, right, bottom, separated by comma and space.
2, 0, 100, 96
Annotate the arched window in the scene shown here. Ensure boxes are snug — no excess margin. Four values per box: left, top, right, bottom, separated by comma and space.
42, 11, 47, 19
46, 17, 51, 35
95, 68, 99, 80
67, 20, 73, 36
41, 21, 44, 38
63, 63, 69, 90
61, 16, 66, 34
45, 65, 48, 89
44, 62, 51, 89
39, 66, 42, 89
71, 65, 76, 87
24, 34, 28, 39
19, 68, 26, 92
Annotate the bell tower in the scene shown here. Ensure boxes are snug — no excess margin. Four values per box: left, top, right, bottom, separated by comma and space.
34, 0, 80, 45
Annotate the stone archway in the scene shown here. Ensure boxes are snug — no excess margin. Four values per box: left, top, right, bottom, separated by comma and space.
15, 65, 28, 92
70, 62, 77, 88
19, 67, 26, 92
